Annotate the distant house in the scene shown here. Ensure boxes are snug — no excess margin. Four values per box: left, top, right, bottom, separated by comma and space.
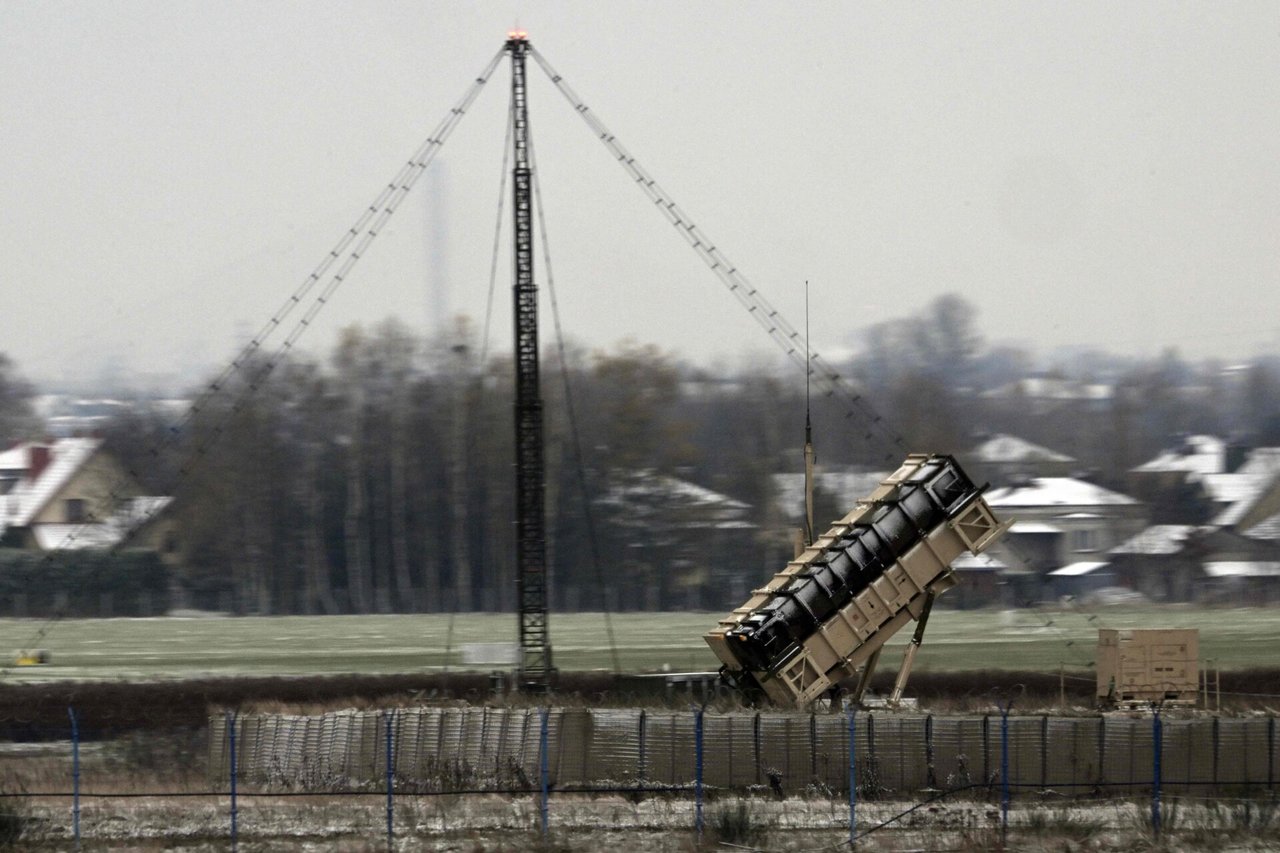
1127, 435, 1229, 523
949, 552, 1013, 609
1243, 512, 1280, 542
1102, 446, 1280, 604
984, 476, 1147, 601
0, 438, 172, 553
1131, 435, 1227, 483
1046, 560, 1116, 600
1194, 526, 1280, 605
980, 377, 1114, 416
771, 466, 887, 527
1107, 524, 1204, 602
966, 433, 1076, 483
596, 469, 755, 609
1209, 448, 1280, 531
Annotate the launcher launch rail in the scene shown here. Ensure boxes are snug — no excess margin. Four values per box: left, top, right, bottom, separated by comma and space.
705, 453, 1010, 708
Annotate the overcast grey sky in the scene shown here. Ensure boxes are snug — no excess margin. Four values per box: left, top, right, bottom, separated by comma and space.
2, 2, 1277, 389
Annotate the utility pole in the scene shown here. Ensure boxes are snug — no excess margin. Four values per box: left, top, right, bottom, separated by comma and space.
508, 30, 553, 691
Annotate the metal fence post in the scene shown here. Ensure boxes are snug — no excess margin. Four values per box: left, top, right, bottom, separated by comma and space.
227, 710, 238, 851
638, 709, 647, 784
1000, 704, 1010, 845
1040, 714, 1049, 790
384, 709, 395, 850
809, 712, 818, 782
753, 711, 762, 785
695, 707, 705, 841
68, 707, 80, 850
539, 707, 549, 837
982, 714, 991, 788
1152, 710, 1163, 838
1269, 716, 1275, 792
848, 711, 857, 848
863, 711, 875, 798
1212, 714, 1220, 793
1098, 715, 1106, 791
925, 714, 935, 789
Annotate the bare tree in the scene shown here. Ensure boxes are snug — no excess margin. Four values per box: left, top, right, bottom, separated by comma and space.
0, 353, 39, 445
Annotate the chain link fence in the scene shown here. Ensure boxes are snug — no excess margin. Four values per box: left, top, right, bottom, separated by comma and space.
3, 706, 1279, 848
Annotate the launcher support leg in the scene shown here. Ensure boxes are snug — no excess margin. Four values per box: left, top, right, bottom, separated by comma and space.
890, 591, 937, 707
850, 647, 883, 706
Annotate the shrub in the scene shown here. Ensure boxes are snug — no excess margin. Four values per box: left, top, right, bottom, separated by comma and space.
0, 791, 29, 848
0, 548, 169, 617
710, 799, 769, 847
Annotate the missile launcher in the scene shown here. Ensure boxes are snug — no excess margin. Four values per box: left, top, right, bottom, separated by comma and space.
705, 453, 1010, 707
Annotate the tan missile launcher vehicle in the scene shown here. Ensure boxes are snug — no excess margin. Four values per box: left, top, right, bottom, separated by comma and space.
706, 453, 1010, 707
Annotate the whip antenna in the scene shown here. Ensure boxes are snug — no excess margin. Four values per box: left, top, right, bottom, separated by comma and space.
803, 281, 816, 547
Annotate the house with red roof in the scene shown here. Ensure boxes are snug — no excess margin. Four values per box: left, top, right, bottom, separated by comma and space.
0, 438, 172, 553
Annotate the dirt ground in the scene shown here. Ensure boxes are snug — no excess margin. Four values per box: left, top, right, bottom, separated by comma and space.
2, 667, 1278, 738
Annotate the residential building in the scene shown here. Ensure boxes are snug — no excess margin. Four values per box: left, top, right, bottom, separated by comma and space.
980, 377, 1114, 416
1107, 524, 1204, 602
0, 438, 172, 553
965, 433, 1076, 483
596, 469, 756, 610
984, 476, 1147, 600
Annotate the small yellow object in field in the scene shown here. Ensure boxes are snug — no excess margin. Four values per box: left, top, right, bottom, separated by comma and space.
14, 649, 50, 666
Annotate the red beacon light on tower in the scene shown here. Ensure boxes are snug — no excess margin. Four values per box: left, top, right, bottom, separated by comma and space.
507, 29, 528, 41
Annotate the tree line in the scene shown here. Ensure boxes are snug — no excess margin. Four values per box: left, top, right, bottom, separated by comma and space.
3, 296, 1279, 614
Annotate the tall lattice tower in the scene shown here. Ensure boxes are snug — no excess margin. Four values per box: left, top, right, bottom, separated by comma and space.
507, 31, 553, 692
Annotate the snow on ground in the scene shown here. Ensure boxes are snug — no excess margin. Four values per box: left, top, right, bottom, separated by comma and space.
11, 793, 1280, 851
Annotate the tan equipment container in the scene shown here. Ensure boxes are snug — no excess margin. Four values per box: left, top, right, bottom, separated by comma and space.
1096, 628, 1199, 707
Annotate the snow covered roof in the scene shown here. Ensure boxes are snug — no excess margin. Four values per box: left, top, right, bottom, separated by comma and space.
29, 497, 172, 550
981, 377, 1113, 402
1236, 448, 1280, 479
1204, 561, 1280, 578
1244, 514, 1280, 541
1199, 472, 1258, 504
1010, 521, 1063, 534
33, 524, 123, 550
0, 445, 29, 471
986, 477, 1138, 508
600, 470, 753, 530
970, 434, 1074, 465
952, 552, 1007, 571
1210, 448, 1280, 527
1132, 435, 1226, 476
1, 438, 103, 527
1110, 524, 1199, 555
606, 474, 747, 509
1049, 561, 1110, 577
771, 468, 887, 517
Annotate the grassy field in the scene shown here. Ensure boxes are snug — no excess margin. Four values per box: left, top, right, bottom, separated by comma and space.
0, 605, 1275, 684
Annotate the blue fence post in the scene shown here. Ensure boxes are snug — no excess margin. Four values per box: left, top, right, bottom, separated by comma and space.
638, 709, 647, 785
1000, 703, 1010, 846
848, 711, 857, 848
68, 707, 80, 850
385, 709, 395, 850
694, 707, 705, 841
539, 707, 550, 837
227, 710, 238, 851
1269, 715, 1276, 792
1152, 709, 1163, 838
